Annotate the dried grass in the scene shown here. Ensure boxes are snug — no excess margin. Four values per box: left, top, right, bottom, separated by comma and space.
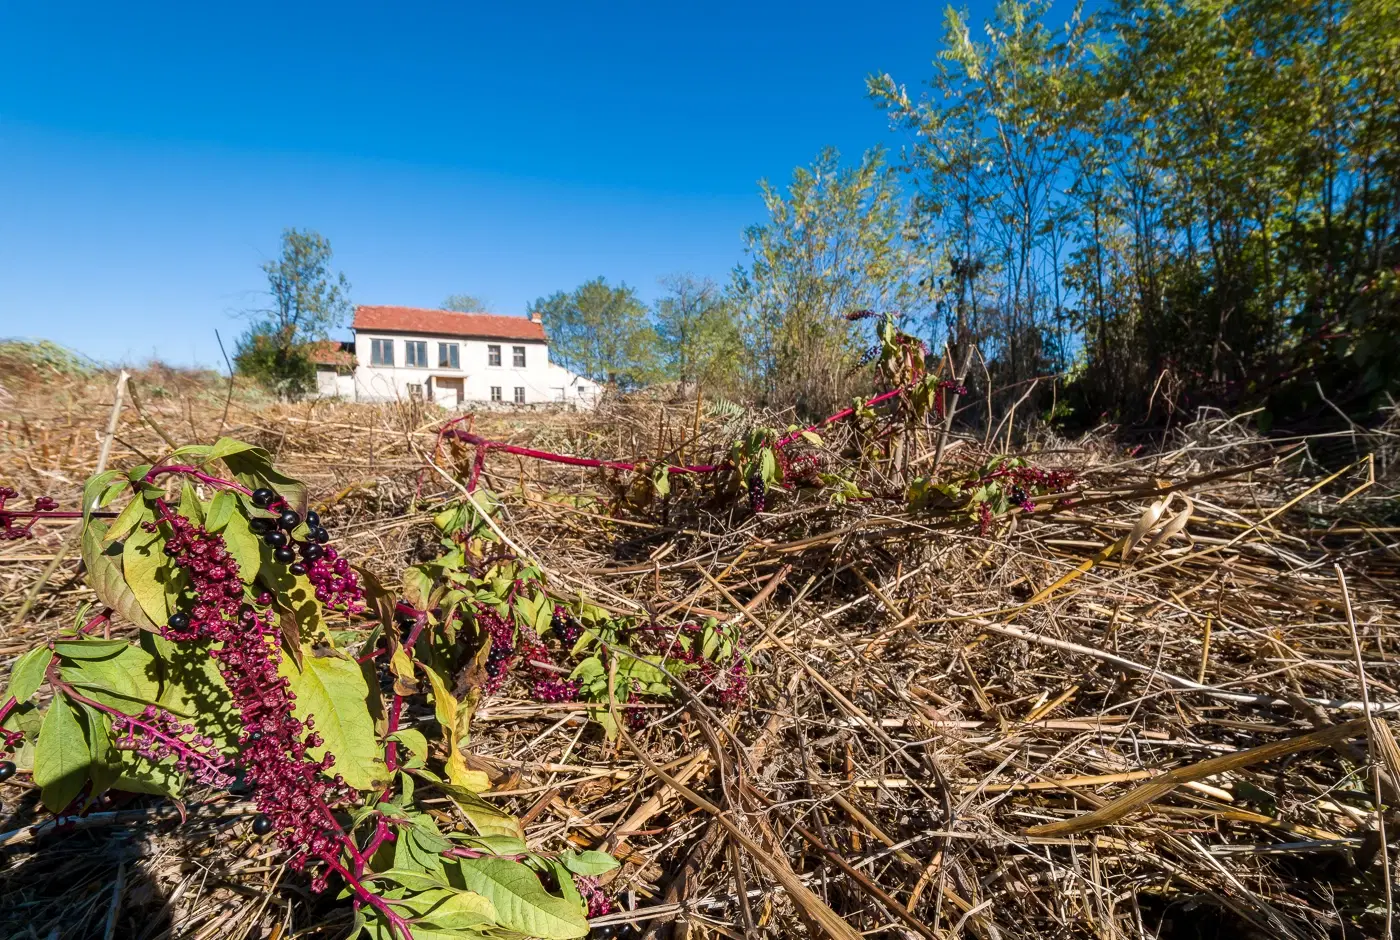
1, 362, 1398, 940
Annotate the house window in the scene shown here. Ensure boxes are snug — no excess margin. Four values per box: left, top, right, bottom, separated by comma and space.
370, 338, 394, 366
487, 344, 501, 367
406, 383, 423, 401
512, 346, 526, 367
438, 343, 459, 369
490, 386, 502, 402
405, 341, 428, 367
513, 387, 525, 404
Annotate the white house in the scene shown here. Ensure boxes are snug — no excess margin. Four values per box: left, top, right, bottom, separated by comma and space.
316, 306, 599, 408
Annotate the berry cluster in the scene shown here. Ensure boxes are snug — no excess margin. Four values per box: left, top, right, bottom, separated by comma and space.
934, 380, 968, 420
478, 606, 519, 694
844, 309, 880, 321
782, 452, 822, 487
248, 489, 364, 614
517, 640, 581, 702
573, 874, 614, 918
0, 488, 58, 541
157, 515, 246, 641
855, 343, 882, 368
550, 606, 583, 646
652, 622, 750, 707
747, 472, 766, 514
112, 704, 234, 788
159, 503, 353, 889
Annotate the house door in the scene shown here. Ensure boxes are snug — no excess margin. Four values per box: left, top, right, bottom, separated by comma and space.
435, 377, 465, 407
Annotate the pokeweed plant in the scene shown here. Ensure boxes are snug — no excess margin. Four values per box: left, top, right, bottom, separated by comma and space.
0, 438, 614, 940
397, 496, 752, 746
907, 455, 1077, 535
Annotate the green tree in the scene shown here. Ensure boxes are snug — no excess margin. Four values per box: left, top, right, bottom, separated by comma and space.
531, 278, 659, 387
653, 274, 742, 393
235, 229, 352, 397
440, 294, 491, 313
874, 0, 1400, 423
733, 147, 929, 413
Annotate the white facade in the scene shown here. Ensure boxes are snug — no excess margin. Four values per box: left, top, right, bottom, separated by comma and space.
347, 332, 598, 408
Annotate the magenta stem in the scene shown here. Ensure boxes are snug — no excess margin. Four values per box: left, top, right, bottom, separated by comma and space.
144, 464, 253, 495
324, 856, 416, 939
442, 383, 910, 492
46, 670, 232, 783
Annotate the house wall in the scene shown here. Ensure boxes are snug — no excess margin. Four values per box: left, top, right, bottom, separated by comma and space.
314, 366, 355, 399
348, 332, 598, 407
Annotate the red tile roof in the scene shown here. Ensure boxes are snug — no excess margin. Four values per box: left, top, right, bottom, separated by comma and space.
352, 306, 547, 342
307, 340, 355, 367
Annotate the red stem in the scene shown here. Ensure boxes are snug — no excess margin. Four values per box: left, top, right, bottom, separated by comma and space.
442, 384, 909, 491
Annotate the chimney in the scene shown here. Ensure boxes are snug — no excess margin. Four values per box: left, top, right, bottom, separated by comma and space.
529, 310, 543, 324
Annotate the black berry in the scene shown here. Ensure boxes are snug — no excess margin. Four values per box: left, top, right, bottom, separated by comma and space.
289, 563, 307, 576
264, 531, 288, 548
250, 488, 276, 509
304, 510, 320, 528
302, 543, 323, 561
168, 612, 191, 630
251, 813, 273, 836
747, 472, 766, 513
277, 509, 301, 530
249, 517, 274, 535
0, 761, 15, 782
273, 547, 296, 564
313, 527, 330, 544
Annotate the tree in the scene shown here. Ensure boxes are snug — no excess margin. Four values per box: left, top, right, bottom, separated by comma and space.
440, 294, 491, 313
732, 147, 929, 413
653, 274, 742, 393
235, 229, 352, 397
530, 278, 660, 387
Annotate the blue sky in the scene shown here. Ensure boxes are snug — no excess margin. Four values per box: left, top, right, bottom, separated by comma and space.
0, 1, 998, 368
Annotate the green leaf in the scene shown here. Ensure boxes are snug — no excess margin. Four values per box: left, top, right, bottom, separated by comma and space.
178, 483, 205, 524
81, 521, 158, 631
205, 490, 236, 533
426, 780, 524, 841
34, 695, 92, 812
403, 565, 437, 611
413, 887, 498, 930
80, 703, 121, 798
203, 437, 260, 466
219, 505, 262, 583
220, 448, 308, 513
122, 519, 175, 625
81, 470, 126, 525
53, 639, 133, 659
559, 850, 620, 877
151, 635, 241, 751
370, 867, 451, 892
280, 647, 388, 791
388, 728, 429, 770
456, 858, 589, 939
58, 643, 160, 715
102, 494, 153, 544
5, 647, 54, 704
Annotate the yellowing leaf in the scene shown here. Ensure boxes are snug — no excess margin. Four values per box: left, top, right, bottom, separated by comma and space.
280, 647, 387, 791
423, 666, 487, 792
